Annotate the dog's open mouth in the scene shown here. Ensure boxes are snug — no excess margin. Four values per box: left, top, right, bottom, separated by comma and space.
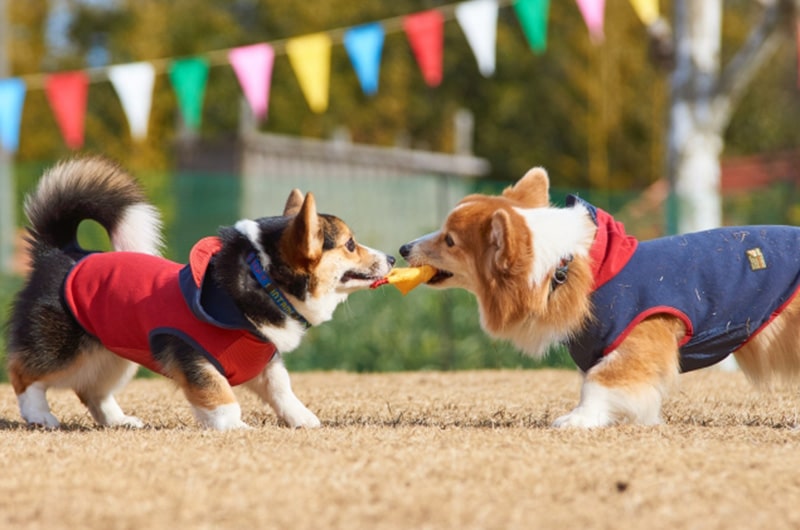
427, 269, 453, 284
341, 270, 378, 283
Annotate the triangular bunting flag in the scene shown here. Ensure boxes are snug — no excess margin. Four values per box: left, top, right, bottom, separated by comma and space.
169, 57, 210, 131
229, 43, 275, 120
456, 0, 499, 77
108, 62, 155, 141
404, 10, 445, 87
575, 0, 606, 42
45, 71, 89, 149
286, 33, 332, 113
513, 0, 550, 54
0, 78, 26, 153
628, 0, 659, 26
343, 23, 385, 96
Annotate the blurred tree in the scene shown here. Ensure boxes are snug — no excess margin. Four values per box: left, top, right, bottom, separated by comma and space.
6, 0, 800, 197
656, 0, 800, 234
232, 0, 670, 191
8, 0, 63, 163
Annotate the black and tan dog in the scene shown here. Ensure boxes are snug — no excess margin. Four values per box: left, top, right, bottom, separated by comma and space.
6, 156, 394, 430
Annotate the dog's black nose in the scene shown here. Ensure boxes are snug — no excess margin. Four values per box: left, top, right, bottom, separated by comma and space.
387, 255, 396, 267
399, 244, 412, 259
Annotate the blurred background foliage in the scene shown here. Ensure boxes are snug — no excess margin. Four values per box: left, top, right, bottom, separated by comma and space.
2, 0, 800, 379
7, 0, 798, 187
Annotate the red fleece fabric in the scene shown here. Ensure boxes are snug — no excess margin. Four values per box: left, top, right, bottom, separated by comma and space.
63, 238, 277, 386
588, 207, 639, 290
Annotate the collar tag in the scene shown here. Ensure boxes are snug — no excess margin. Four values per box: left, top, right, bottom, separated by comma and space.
550, 255, 573, 291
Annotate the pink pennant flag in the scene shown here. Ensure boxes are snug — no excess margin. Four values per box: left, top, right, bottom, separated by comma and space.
229, 43, 275, 121
45, 71, 89, 149
404, 10, 445, 87
575, 0, 605, 43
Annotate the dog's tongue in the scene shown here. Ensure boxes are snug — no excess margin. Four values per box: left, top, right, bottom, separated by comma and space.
370, 266, 437, 295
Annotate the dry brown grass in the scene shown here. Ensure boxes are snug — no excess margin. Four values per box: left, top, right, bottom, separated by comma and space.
2, 369, 800, 530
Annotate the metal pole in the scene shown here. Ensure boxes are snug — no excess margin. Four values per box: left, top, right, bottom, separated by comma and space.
0, 0, 16, 274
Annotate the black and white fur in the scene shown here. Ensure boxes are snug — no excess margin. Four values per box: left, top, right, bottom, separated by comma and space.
5, 156, 394, 430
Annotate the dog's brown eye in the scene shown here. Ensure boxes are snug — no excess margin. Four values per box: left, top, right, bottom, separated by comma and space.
445, 234, 455, 247
345, 238, 356, 252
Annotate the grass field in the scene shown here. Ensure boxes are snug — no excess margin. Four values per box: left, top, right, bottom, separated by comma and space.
2, 369, 799, 530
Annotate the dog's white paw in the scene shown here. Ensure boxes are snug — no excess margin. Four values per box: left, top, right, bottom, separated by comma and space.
281, 404, 321, 429
193, 403, 251, 431
554, 381, 665, 428
553, 407, 610, 429
18, 385, 60, 428
107, 415, 145, 429
24, 411, 61, 429
219, 419, 252, 431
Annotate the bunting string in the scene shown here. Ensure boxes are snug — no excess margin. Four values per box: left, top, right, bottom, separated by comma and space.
14, 0, 471, 90
0, 0, 665, 151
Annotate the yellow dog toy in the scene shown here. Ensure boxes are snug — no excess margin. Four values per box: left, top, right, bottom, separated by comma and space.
370, 265, 437, 295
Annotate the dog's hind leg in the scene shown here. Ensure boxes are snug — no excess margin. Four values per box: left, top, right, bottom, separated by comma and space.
9, 345, 142, 428
733, 296, 800, 387
554, 315, 683, 428
245, 355, 321, 428
8, 353, 68, 428
15, 381, 61, 428
73, 347, 143, 428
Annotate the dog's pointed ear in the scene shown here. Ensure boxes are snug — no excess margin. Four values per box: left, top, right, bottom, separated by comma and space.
490, 209, 516, 273
288, 192, 323, 262
502, 167, 550, 208
283, 189, 304, 217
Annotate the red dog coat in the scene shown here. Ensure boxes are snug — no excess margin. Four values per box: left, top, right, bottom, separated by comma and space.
63, 237, 277, 385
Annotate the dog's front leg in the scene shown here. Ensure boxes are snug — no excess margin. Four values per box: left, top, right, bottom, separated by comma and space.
153, 335, 248, 431
245, 355, 321, 428
554, 316, 682, 428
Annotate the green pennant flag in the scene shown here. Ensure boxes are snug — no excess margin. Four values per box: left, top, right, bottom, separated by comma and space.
169, 57, 210, 131
513, 0, 550, 54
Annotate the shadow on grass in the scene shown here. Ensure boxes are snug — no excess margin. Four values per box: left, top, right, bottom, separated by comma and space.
0, 418, 94, 432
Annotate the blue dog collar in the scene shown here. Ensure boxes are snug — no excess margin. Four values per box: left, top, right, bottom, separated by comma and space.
246, 251, 311, 329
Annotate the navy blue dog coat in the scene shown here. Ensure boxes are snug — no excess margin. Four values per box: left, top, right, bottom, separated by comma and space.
565, 196, 800, 373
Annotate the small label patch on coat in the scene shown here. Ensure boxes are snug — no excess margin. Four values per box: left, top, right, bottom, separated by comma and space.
746, 248, 767, 271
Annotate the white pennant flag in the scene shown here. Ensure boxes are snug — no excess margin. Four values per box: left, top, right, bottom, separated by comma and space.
108, 62, 156, 140
456, 0, 499, 77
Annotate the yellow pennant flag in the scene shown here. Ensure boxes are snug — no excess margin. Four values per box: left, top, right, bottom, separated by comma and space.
629, 0, 659, 25
286, 33, 332, 113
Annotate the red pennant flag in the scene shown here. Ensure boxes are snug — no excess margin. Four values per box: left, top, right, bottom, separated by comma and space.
45, 71, 89, 149
404, 10, 444, 87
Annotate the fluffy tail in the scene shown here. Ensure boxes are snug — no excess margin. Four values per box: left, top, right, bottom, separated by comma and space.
24, 156, 163, 255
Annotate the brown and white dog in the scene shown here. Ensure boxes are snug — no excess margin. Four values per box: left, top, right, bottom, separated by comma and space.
6, 156, 394, 430
400, 167, 800, 427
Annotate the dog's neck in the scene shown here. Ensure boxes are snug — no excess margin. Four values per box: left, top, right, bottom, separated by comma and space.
478, 202, 601, 358
514, 204, 596, 288
246, 251, 311, 329
564, 195, 639, 290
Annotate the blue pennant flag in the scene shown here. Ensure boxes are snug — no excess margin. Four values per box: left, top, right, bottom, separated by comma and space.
343, 23, 385, 96
0, 78, 26, 153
